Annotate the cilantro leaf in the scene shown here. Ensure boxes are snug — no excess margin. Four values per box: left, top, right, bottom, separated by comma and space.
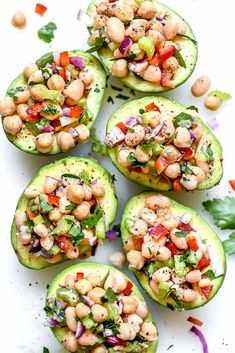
139, 143, 154, 150
187, 105, 199, 112
81, 206, 103, 228
86, 27, 106, 53
174, 112, 194, 128
38, 22, 57, 43
208, 90, 232, 101
104, 319, 120, 334
201, 143, 214, 162
202, 269, 216, 279
177, 33, 197, 45
101, 287, 117, 304
180, 165, 195, 175
68, 223, 84, 246
203, 197, 235, 229
174, 231, 188, 237
223, 232, 235, 255
41, 104, 58, 115
43, 348, 50, 353
90, 128, 108, 156
127, 152, 136, 163
174, 49, 186, 68
7, 86, 24, 101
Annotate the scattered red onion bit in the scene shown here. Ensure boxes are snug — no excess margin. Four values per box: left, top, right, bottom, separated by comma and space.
190, 326, 209, 353
187, 316, 203, 327
206, 117, 219, 130
106, 230, 119, 240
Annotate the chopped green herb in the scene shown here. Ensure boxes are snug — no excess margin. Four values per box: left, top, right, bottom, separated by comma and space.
223, 232, 235, 255
65, 204, 77, 211
39, 196, 53, 214
127, 152, 136, 163
174, 49, 186, 68
208, 90, 232, 101
7, 86, 24, 101
81, 206, 103, 228
167, 344, 174, 351
130, 89, 135, 96
38, 22, 57, 43
174, 231, 188, 237
79, 169, 90, 185
68, 224, 84, 246
177, 33, 197, 45
86, 27, 107, 53
148, 247, 152, 255
116, 93, 129, 100
104, 319, 120, 334
127, 126, 135, 133
42, 68, 51, 80
111, 85, 123, 92
101, 287, 117, 304
107, 96, 114, 104
174, 112, 194, 128
39, 118, 47, 126
90, 128, 108, 156
43, 348, 50, 353
30, 205, 39, 213
101, 270, 110, 288
202, 269, 216, 279
202, 143, 214, 162
42, 104, 58, 115
139, 143, 154, 150
25, 121, 40, 136
139, 108, 145, 114
203, 197, 235, 229
112, 224, 120, 232
172, 294, 183, 311
181, 165, 195, 175
187, 105, 199, 112
130, 53, 137, 60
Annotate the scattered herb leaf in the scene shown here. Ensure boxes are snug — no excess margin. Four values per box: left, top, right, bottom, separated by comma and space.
107, 96, 114, 104
203, 197, 235, 229
116, 93, 129, 100
174, 112, 194, 127
90, 128, 108, 156
38, 22, 57, 43
181, 165, 195, 175
187, 105, 199, 112
223, 232, 235, 255
174, 231, 189, 237
81, 206, 103, 228
111, 85, 123, 92
208, 90, 232, 101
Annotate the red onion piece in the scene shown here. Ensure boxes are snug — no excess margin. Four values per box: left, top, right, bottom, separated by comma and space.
33, 250, 51, 259
190, 130, 197, 143
106, 230, 119, 240
45, 176, 60, 185
81, 295, 94, 307
107, 335, 126, 346
66, 70, 71, 82
190, 326, 209, 353
37, 124, 54, 133
125, 116, 142, 128
63, 107, 71, 117
70, 56, 85, 70
56, 299, 67, 309
206, 117, 219, 130
156, 16, 166, 24
89, 236, 98, 247
119, 37, 132, 54
75, 321, 84, 339
47, 317, 59, 328
69, 127, 79, 138
105, 126, 125, 147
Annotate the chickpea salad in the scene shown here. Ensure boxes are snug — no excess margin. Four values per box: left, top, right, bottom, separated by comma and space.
121, 192, 226, 310
0, 50, 106, 155
45, 263, 158, 353
11, 157, 117, 269
105, 96, 223, 191
87, 0, 197, 92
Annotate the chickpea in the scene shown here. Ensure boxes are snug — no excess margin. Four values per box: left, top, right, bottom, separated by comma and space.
57, 131, 75, 152
75, 279, 93, 295
142, 242, 159, 259
11, 10, 26, 28
204, 96, 222, 111
104, 272, 127, 293
171, 272, 186, 285
23, 63, 38, 81
14, 90, 30, 104
73, 202, 90, 221
28, 70, 44, 85
191, 75, 211, 97
147, 30, 164, 47
125, 125, 145, 147
140, 322, 158, 341
111, 59, 128, 78
174, 127, 191, 148
191, 124, 203, 141
30, 84, 48, 102
79, 71, 93, 86
170, 229, 188, 250
83, 185, 92, 201
0, 96, 16, 116
162, 56, 179, 73
149, 279, 159, 295
186, 270, 202, 284
35, 133, 53, 153
74, 124, 90, 144
91, 182, 104, 197
3, 115, 22, 136
195, 159, 209, 174
65, 307, 77, 332
40, 235, 54, 250
49, 208, 62, 222
179, 289, 197, 302
164, 162, 181, 179
161, 214, 179, 230
129, 43, 145, 61
88, 287, 106, 304
125, 19, 149, 42
18, 232, 32, 245
137, 1, 157, 19
43, 178, 59, 194
16, 104, 28, 120
24, 185, 41, 199
152, 267, 172, 283
149, 19, 163, 31
91, 304, 108, 323
118, 323, 137, 341
47, 74, 65, 92
91, 345, 106, 353
65, 184, 84, 205
76, 303, 90, 319
127, 250, 145, 270
93, 14, 108, 29
118, 147, 135, 167
65, 274, 75, 289
34, 224, 48, 239
108, 251, 126, 268
66, 246, 79, 259
145, 194, 170, 210
78, 331, 98, 346
115, 4, 134, 22
136, 301, 148, 319
87, 273, 101, 287
163, 19, 179, 40
129, 219, 148, 237
113, 49, 129, 59
156, 246, 172, 262
143, 66, 161, 83
63, 331, 78, 352
15, 210, 26, 228
64, 79, 84, 102
139, 208, 157, 227
199, 278, 211, 288
96, 2, 108, 15
180, 174, 198, 191
106, 17, 125, 43
189, 166, 206, 184
161, 145, 181, 163
135, 145, 152, 163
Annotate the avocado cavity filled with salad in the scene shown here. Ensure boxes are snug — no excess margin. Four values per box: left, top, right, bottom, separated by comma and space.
105, 96, 223, 191
87, 0, 197, 92
121, 192, 226, 310
0, 50, 106, 155
45, 262, 158, 353
11, 157, 117, 269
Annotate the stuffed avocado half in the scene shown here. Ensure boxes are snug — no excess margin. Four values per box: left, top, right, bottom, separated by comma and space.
87, 0, 197, 92
105, 96, 223, 191
0, 50, 106, 155
121, 192, 226, 311
11, 157, 117, 269
45, 262, 159, 353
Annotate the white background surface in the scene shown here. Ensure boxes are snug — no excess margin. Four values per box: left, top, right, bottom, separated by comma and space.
0, 0, 234, 352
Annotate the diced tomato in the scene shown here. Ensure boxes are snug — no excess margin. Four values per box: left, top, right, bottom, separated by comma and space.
128, 166, 142, 173
47, 194, 60, 207
82, 85, 88, 98
109, 0, 118, 2
178, 223, 194, 232
159, 46, 176, 61
187, 316, 203, 327
159, 176, 169, 184
60, 51, 70, 67
116, 122, 128, 134
150, 224, 169, 239
35, 3, 47, 16
149, 53, 161, 66
145, 102, 160, 112
57, 236, 71, 253
26, 206, 38, 220
76, 272, 84, 281
229, 180, 235, 190
197, 255, 210, 270
26, 103, 43, 121
52, 119, 62, 132
179, 147, 194, 160
70, 106, 84, 118
58, 67, 66, 80
201, 285, 212, 298
166, 242, 178, 255
187, 237, 199, 251
173, 178, 183, 192
154, 156, 169, 174
123, 281, 133, 296
132, 237, 144, 251
160, 69, 174, 88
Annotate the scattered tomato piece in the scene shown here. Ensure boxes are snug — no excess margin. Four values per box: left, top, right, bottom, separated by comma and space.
26, 103, 43, 121
123, 281, 133, 295
229, 180, 235, 190
201, 285, 212, 298
57, 236, 71, 253
76, 272, 84, 281
145, 102, 160, 112
187, 316, 203, 327
35, 3, 47, 16
155, 156, 169, 174
60, 51, 70, 67
47, 194, 60, 207
187, 237, 199, 251
197, 255, 210, 270
26, 206, 38, 220
116, 122, 128, 134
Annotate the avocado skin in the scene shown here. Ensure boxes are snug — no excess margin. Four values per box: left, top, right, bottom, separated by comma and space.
2, 50, 106, 155
87, 0, 198, 92
121, 191, 227, 310
106, 96, 223, 191
46, 262, 159, 353
11, 157, 117, 269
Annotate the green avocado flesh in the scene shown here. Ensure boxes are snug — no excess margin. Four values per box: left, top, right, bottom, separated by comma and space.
106, 96, 223, 191
11, 157, 117, 269
121, 192, 226, 310
46, 262, 158, 353
2, 50, 106, 155
87, 0, 197, 92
